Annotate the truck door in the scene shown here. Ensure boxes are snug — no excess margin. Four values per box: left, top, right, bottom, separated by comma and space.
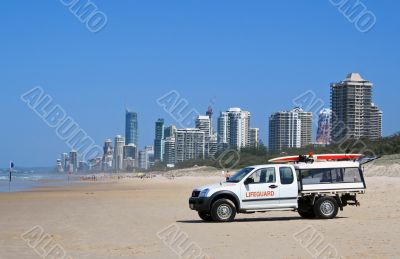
277, 166, 298, 208
240, 167, 280, 209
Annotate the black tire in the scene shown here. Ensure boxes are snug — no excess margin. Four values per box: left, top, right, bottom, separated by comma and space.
313, 197, 339, 219
210, 199, 236, 222
198, 211, 213, 222
298, 209, 316, 219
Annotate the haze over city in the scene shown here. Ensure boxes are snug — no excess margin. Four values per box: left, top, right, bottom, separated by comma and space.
1, 1, 399, 167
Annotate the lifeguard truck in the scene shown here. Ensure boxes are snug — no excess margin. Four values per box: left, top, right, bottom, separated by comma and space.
189, 154, 368, 222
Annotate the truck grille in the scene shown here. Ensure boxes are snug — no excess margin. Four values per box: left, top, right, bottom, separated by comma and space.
192, 191, 200, 198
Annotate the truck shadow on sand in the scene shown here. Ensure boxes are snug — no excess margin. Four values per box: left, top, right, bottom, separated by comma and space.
177, 216, 348, 224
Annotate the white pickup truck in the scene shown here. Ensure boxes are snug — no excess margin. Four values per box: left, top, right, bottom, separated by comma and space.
189, 161, 366, 222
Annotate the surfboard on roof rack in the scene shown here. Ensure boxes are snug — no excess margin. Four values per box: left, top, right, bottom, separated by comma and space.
268, 153, 363, 163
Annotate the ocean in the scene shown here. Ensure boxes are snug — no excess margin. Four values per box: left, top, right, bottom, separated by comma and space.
0, 169, 76, 192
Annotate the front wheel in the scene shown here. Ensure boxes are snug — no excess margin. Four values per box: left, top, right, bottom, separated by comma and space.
198, 211, 213, 222
313, 197, 339, 219
210, 199, 236, 222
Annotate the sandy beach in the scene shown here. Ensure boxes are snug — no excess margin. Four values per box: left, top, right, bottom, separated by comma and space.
1, 166, 400, 259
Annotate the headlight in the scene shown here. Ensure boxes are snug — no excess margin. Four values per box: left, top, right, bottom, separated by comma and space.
199, 188, 210, 198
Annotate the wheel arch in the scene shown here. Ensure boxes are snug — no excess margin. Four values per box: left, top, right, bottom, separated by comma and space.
208, 191, 241, 211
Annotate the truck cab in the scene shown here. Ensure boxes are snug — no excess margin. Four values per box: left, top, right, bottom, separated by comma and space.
189, 161, 366, 222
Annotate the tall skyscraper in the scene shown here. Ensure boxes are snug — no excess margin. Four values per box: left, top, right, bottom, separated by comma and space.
123, 143, 137, 159
175, 128, 205, 163
369, 103, 383, 139
205, 134, 218, 158
123, 143, 137, 170
138, 150, 149, 170
331, 73, 382, 142
125, 110, 138, 146
61, 153, 69, 172
154, 119, 165, 162
113, 135, 125, 171
249, 128, 260, 148
316, 108, 332, 145
295, 108, 313, 147
144, 145, 155, 167
206, 106, 214, 134
69, 150, 78, 173
164, 125, 177, 138
196, 113, 217, 159
164, 137, 176, 164
268, 108, 312, 151
217, 112, 229, 145
196, 116, 212, 137
269, 111, 301, 151
217, 108, 251, 150
102, 139, 113, 170
230, 108, 251, 149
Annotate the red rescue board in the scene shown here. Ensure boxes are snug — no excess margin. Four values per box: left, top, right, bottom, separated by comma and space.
269, 154, 363, 163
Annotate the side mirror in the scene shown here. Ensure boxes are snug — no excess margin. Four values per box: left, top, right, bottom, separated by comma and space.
244, 178, 254, 185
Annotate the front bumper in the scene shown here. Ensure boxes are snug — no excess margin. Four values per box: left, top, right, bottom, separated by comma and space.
189, 197, 209, 212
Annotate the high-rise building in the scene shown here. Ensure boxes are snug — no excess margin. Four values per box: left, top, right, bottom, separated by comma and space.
205, 133, 218, 158
154, 119, 165, 162
164, 137, 176, 165
61, 153, 69, 172
123, 143, 137, 171
316, 108, 332, 145
206, 106, 214, 132
268, 108, 311, 151
249, 128, 260, 148
295, 108, 313, 147
56, 159, 63, 173
331, 73, 382, 142
217, 108, 251, 150
196, 116, 212, 137
269, 111, 301, 151
369, 103, 383, 139
125, 110, 138, 146
139, 146, 154, 170
113, 135, 125, 171
139, 150, 149, 170
69, 150, 78, 173
164, 125, 177, 138
229, 108, 251, 149
217, 112, 229, 145
102, 139, 113, 170
123, 143, 137, 159
175, 129, 205, 163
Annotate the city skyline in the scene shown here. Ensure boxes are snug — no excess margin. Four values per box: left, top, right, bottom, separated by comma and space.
1, 1, 399, 166
54, 72, 383, 170
5, 75, 392, 168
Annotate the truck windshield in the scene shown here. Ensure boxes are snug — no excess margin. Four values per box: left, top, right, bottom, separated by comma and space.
226, 167, 254, 183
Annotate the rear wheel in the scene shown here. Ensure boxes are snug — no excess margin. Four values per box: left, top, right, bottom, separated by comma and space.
314, 197, 339, 219
210, 199, 236, 222
198, 211, 213, 222
298, 209, 316, 219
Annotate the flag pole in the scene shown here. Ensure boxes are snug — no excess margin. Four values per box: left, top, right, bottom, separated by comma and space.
9, 161, 13, 192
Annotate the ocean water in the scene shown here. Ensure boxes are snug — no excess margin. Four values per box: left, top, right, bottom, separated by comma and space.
0, 169, 73, 192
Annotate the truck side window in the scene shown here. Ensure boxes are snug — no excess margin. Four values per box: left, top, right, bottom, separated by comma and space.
280, 167, 294, 185
248, 168, 276, 184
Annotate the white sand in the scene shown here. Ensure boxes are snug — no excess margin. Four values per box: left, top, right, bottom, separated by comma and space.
0, 158, 399, 258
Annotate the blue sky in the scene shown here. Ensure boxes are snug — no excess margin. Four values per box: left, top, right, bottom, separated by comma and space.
1, 0, 399, 166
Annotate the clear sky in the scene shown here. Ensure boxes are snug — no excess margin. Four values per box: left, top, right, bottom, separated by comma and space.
1, 0, 399, 167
